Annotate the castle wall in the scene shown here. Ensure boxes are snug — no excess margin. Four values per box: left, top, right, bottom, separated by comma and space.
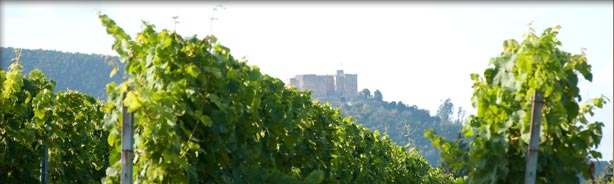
288, 70, 357, 101
344, 74, 358, 97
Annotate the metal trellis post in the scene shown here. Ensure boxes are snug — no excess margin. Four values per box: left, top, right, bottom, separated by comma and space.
525, 90, 544, 184
121, 91, 134, 184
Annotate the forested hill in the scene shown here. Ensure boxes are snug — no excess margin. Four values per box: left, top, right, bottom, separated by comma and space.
334, 91, 464, 166
0, 47, 124, 99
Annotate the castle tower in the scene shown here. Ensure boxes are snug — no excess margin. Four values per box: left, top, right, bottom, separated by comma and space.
335, 70, 346, 95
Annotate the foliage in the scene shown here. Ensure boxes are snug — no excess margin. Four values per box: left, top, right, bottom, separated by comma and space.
426, 26, 608, 183
436, 133, 470, 178
0, 50, 109, 183
98, 13, 452, 183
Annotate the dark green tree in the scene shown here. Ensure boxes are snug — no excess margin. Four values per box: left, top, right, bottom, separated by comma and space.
437, 98, 454, 124
373, 89, 383, 101
358, 88, 371, 100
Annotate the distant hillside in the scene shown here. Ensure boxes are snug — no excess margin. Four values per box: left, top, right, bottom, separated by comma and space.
323, 90, 464, 165
1, 47, 124, 99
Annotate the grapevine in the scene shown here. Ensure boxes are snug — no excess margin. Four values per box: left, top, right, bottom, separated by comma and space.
426, 26, 608, 183
99, 13, 451, 183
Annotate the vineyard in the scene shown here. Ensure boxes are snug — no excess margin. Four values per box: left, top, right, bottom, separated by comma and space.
0, 51, 109, 182
0, 14, 452, 183
1, 12, 609, 184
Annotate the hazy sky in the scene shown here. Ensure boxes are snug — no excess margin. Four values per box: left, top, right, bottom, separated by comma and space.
2, 1, 612, 160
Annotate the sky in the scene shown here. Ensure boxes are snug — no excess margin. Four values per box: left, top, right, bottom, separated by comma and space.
1, 1, 612, 160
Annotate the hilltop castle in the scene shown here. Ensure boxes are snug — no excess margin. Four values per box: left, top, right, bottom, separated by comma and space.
288, 70, 358, 103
